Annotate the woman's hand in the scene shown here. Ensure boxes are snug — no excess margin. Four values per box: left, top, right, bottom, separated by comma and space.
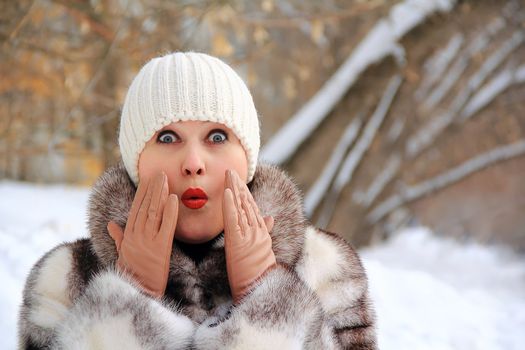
107, 172, 178, 298
223, 169, 276, 304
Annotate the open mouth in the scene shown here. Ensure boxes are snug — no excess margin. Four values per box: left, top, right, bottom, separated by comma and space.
181, 188, 208, 209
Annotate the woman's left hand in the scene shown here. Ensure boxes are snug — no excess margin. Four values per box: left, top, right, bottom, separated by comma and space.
223, 169, 276, 304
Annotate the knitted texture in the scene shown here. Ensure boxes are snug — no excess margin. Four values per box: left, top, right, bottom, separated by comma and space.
119, 52, 260, 185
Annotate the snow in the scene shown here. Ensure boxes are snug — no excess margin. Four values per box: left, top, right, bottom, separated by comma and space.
260, 0, 457, 165
362, 227, 525, 350
2, 181, 525, 349
0, 181, 90, 349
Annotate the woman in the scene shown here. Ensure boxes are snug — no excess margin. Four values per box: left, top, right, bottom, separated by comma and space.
18, 52, 377, 349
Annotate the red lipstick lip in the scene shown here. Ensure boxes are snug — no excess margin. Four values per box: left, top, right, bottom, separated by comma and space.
181, 188, 208, 209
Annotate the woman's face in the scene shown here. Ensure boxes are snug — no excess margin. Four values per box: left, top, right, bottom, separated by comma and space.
138, 120, 248, 244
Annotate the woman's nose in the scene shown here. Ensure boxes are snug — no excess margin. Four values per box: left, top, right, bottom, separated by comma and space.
181, 147, 206, 176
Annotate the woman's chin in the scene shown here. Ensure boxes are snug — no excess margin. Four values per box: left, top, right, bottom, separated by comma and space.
175, 226, 222, 244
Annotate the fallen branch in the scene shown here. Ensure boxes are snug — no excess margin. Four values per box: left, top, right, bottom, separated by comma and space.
316, 75, 403, 228
405, 110, 453, 158
422, 18, 505, 111
415, 33, 464, 101
304, 117, 362, 217
353, 153, 401, 208
334, 75, 403, 192
406, 28, 521, 158
387, 117, 406, 144
461, 63, 525, 120
453, 30, 524, 113
260, 0, 457, 164
368, 139, 525, 223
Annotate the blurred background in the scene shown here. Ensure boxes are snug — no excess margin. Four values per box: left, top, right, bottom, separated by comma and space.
1, 0, 524, 250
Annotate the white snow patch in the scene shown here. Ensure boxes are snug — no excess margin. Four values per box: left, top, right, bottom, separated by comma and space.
362, 227, 525, 350
0, 181, 90, 349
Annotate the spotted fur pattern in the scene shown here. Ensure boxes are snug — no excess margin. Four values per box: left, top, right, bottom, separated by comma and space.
18, 161, 377, 349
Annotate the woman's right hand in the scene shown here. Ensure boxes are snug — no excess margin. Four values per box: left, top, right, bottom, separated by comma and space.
107, 172, 178, 298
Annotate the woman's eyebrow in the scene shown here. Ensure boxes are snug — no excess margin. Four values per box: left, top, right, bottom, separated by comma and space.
208, 124, 229, 131
158, 125, 178, 133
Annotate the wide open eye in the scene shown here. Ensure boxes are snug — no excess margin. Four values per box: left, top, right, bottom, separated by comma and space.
208, 129, 228, 144
157, 130, 179, 144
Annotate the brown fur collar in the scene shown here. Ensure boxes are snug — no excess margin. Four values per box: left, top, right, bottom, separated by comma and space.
87, 161, 307, 270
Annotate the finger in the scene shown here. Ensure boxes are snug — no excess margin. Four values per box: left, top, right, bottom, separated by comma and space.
158, 194, 178, 242
227, 170, 242, 210
134, 174, 157, 234
223, 188, 235, 230
127, 176, 150, 235
223, 188, 241, 244
224, 169, 234, 191
146, 172, 168, 235
107, 221, 124, 251
232, 170, 257, 228
226, 170, 247, 233
224, 168, 238, 221
245, 187, 265, 228
237, 199, 250, 237
263, 216, 274, 233
240, 191, 257, 227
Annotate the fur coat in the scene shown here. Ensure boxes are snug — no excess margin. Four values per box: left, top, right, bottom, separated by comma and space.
18, 161, 377, 349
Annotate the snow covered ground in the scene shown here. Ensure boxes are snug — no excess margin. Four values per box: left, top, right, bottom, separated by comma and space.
1, 180, 524, 349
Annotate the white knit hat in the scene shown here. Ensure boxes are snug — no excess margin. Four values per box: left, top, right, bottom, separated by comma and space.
119, 52, 260, 185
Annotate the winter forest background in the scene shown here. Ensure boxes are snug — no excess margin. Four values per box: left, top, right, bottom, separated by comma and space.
1, 0, 525, 349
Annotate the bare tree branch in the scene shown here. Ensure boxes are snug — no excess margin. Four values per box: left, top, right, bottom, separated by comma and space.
47, 2, 130, 154
237, 2, 383, 28
1, 0, 36, 48
415, 33, 463, 101
422, 18, 505, 111
316, 75, 403, 228
304, 116, 362, 217
368, 139, 525, 224
353, 153, 401, 208
461, 63, 525, 120
52, 0, 114, 42
406, 28, 522, 158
